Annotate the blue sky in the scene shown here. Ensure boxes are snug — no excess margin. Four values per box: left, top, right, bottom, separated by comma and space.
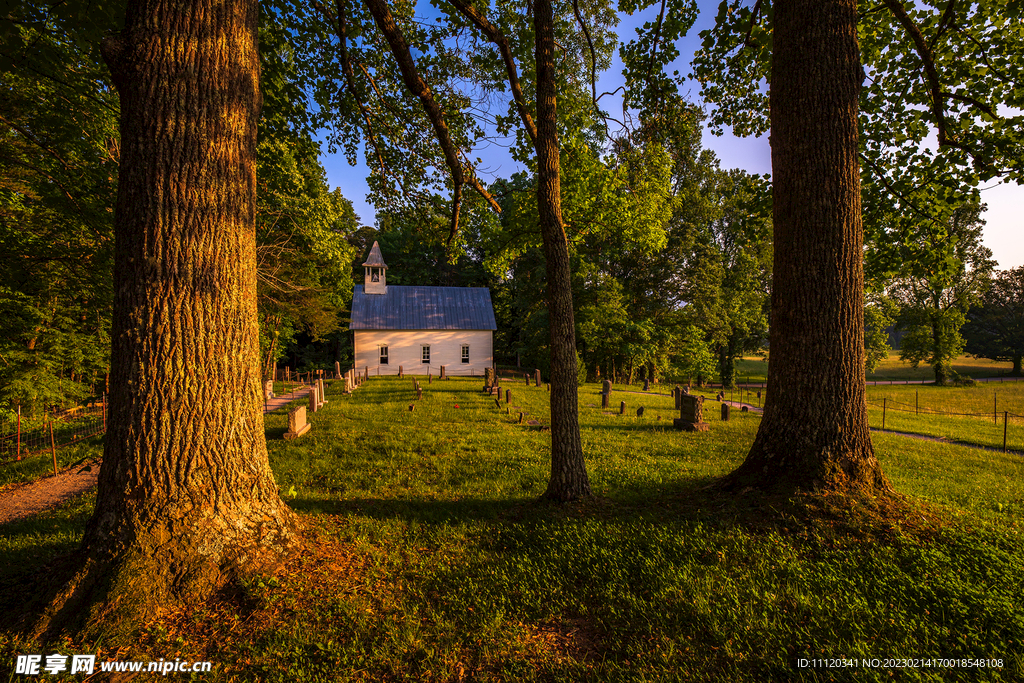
316, 1, 1022, 269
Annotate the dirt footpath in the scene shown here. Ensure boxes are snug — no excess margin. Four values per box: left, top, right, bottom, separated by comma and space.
0, 460, 100, 525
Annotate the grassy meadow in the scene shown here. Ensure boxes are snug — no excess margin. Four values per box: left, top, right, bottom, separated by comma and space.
0, 376, 1022, 681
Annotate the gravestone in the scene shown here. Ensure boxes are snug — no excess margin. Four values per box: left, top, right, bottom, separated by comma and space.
741, 406, 749, 413
264, 380, 275, 401
601, 379, 611, 409
721, 403, 730, 421
674, 394, 709, 432
682, 385, 690, 395
417, 386, 422, 400
309, 385, 318, 413
717, 391, 725, 402
319, 379, 327, 405
674, 386, 681, 410
428, 372, 432, 384
643, 379, 650, 392
484, 367, 496, 392
525, 373, 530, 386
440, 365, 446, 379
399, 365, 404, 378
619, 401, 626, 415
283, 406, 311, 440
506, 389, 511, 404
335, 361, 341, 379
636, 406, 645, 418
518, 412, 524, 424
534, 369, 542, 386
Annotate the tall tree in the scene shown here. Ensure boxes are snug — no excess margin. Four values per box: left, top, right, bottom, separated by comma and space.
964, 266, 1024, 376
891, 201, 995, 384
40, 0, 297, 632
684, 0, 1023, 495
723, 0, 890, 493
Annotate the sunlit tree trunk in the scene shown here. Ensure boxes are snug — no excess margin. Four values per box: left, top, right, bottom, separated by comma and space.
535, 0, 590, 501
38, 0, 297, 634
726, 0, 890, 495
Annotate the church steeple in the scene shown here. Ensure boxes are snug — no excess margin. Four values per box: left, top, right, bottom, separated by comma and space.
363, 241, 388, 295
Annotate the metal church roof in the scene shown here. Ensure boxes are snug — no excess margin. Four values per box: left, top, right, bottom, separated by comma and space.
350, 285, 497, 330
362, 241, 388, 267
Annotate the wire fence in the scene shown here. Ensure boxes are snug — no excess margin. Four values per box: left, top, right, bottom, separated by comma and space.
0, 397, 107, 468
866, 394, 1024, 453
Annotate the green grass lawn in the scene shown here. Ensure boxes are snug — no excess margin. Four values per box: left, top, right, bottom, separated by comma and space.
1, 376, 1022, 681
867, 353, 1016, 383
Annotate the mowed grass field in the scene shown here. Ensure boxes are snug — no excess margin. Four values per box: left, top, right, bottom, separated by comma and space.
0, 376, 1022, 681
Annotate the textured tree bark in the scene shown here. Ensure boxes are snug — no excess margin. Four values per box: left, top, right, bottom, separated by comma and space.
37, 0, 297, 634
726, 0, 890, 495
535, 0, 591, 502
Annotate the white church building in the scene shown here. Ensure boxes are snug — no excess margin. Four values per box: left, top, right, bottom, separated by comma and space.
350, 242, 497, 376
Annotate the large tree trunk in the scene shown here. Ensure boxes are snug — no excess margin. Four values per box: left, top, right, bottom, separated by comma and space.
535, 0, 591, 502
725, 0, 890, 495
38, 0, 297, 635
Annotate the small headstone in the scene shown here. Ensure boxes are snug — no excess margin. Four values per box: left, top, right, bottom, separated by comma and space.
674, 386, 681, 410
534, 369, 542, 386
335, 361, 341, 379
525, 373, 530, 385
440, 365, 446, 379
602, 392, 610, 409
674, 394, 709, 432
417, 387, 423, 401
309, 386, 318, 413
399, 365, 404, 378
283, 406, 311, 440
619, 401, 626, 415
721, 403, 730, 421
484, 367, 496, 392
365, 366, 368, 381
602, 379, 612, 395
506, 389, 511, 404
264, 379, 275, 401
643, 379, 650, 392
741, 405, 749, 413
682, 385, 690, 395
636, 406, 645, 418
518, 412, 524, 424
319, 378, 327, 405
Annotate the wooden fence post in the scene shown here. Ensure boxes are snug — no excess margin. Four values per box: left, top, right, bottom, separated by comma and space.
1003, 411, 1008, 453
49, 420, 58, 476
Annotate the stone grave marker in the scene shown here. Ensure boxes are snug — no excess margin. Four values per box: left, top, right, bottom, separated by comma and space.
741, 406, 749, 413
506, 389, 511, 404
643, 378, 649, 392
283, 406, 311, 440
417, 386, 423, 401
674, 386, 682, 410
399, 365, 404, 378
309, 385, 318, 413
619, 401, 626, 415
440, 365, 446, 379
518, 412, 524, 424
636, 406, 645, 418
264, 379, 275, 401
674, 394, 709, 432
335, 361, 341, 379
721, 403, 730, 421
534, 369, 542, 386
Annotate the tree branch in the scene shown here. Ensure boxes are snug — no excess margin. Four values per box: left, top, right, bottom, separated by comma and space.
444, 0, 538, 144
